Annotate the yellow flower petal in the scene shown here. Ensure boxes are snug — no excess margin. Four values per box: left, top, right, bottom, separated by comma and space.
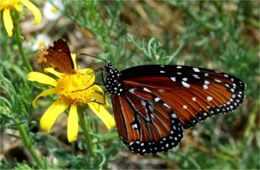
21, 0, 41, 25
78, 68, 94, 76
32, 88, 58, 108
28, 72, 57, 86
3, 9, 13, 37
40, 98, 69, 132
92, 84, 104, 93
44, 68, 64, 78
67, 105, 78, 142
71, 53, 77, 69
88, 103, 115, 130
14, 4, 22, 11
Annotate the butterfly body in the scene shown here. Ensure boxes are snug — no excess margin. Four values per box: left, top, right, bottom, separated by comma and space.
104, 64, 246, 154
104, 64, 123, 95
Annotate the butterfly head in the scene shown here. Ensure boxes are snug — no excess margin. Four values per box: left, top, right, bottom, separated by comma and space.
104, 64, 123, 95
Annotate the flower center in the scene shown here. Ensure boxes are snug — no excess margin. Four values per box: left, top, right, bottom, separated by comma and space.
51, 7, 58, 13
37, 40, 46, 48
56, 71, 97, 105
0, 0, 21, 10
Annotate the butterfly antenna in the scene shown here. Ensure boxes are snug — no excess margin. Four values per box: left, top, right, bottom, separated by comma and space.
79, 53, 109, 64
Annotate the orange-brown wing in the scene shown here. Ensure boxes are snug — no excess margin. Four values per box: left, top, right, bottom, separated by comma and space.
121, 65, 246, 129
111, 89, 184, 155
37, 39, 75, 74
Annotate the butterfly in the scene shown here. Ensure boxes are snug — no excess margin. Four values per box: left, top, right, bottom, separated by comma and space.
37, 39, 75, 74
40, 39, 246, 155
103, 64, 246, 155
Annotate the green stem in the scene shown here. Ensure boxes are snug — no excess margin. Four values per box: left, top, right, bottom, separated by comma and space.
78, 112, 96, 157
13, 23, 32, 72
243, 103, 259, 139
14, 119, 44, 168
99, 131, 118, 142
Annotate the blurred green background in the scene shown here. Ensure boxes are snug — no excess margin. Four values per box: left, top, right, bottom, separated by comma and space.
0, 0, 259, 169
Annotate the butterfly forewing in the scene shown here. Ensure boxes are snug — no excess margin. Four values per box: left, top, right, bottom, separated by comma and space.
37, 39, 75, 74
120, 65, 245, 128
105, 64, 246, 154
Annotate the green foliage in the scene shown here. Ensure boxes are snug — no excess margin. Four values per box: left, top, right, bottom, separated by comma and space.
0, 0, 259, 169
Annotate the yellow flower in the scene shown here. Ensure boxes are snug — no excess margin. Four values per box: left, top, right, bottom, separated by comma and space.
0, 0, 42, 37
27, 54, 115, 142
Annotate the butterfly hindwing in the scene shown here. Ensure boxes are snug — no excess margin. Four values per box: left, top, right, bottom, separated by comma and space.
112, 88, 183, 154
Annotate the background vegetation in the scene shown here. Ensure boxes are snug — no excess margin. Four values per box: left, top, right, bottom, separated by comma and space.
0, 0, 259, 169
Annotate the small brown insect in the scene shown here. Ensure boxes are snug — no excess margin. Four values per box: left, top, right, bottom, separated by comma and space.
37, 39, 75, 74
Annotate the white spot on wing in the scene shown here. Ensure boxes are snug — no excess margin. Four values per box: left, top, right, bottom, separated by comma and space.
148, 105, 154, 112
141, 100, 146, 106
193, 67, 200, 72
143, 87, 151, 93
192, 97, 196, 101
193, 74, 200, 79
203, 85, 208, 90
183, 105, 187, 109
163, 103, 171, 109
171, 77, 176, 82
129, 88, 135, 93
215, 79, 222, 83
171, 113, 177, 118
132, 124, 138, 129
182, 81, 190, 88
154, 97, 160, 102
207, 96, 213, 101
160, 70, 165, 73
177, 66, 182, 69
204, 80, 210, 85
182, 77, 188, 81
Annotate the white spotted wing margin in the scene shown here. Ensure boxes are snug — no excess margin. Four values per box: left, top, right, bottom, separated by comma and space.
111, 88, 184, 155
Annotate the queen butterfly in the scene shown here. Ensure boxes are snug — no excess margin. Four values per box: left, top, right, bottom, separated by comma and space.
103, 63, 246, 155
39, 39, 246, 155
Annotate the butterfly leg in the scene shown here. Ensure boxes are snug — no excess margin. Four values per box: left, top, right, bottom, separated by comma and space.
88, 91, 108, 105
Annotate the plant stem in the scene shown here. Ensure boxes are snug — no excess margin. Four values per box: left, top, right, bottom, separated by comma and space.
78, 112, 96, 157
99, 131, 118, 142
243, 103, 259, 139
14, 119, 44, 168
14, 23, 32, 72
